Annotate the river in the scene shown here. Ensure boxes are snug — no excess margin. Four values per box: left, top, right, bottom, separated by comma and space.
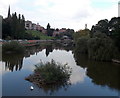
1, 42, 120, 96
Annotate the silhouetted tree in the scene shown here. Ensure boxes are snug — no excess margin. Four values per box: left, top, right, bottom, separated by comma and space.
46, 23, 53, 36
2, 6, 25, 39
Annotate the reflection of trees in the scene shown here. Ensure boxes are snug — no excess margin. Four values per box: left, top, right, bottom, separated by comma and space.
25, 46, 43, 58
87, 62, 120, 91
74, 49, 120, 91
44, 42, 73, 57
34, 81, 71, 95
2, 53, 24, 72
2, 42, 74, 71
0, 46, 2, 61
45, 44, 53, 57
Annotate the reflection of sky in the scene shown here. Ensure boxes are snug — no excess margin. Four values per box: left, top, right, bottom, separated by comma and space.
22, 49, 86, 84
2, 49, 86, 84
2, 49, 118, 96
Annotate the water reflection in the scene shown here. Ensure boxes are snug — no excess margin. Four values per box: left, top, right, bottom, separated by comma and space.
2, 53, 24, 71
2, 42, 120, 96
74, 50, 120, 91
32, 79, 71, 95
45, 44, 53, 57
2, 42, 73, 72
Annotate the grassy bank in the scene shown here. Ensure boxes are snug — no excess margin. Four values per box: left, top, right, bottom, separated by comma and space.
26, 30, 54, 40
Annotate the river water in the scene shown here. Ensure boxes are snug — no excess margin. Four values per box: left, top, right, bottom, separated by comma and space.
1, 42, 120, 96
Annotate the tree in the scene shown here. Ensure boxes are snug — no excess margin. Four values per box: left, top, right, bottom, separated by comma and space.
91, 19, 109, 36
109, 17, 120, 50
87, 32, 118, 61
11, 12, 18, 39
2, 6, 26, 39
7, 5, 11, 19
2, 18, 12, 39
91, 17, 120, 50
46, 23, 53, 36
74, 29, 90, 42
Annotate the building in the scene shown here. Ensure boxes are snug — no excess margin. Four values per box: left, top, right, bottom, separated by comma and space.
32, 23, 36, 30
85, 24, 87, 29
59, 28, 66, 33
25, 20, 32, 30
118, 1, 120, 17
53, 28, 67, 37
36, 23, 45, 32
53, 31, 60, 37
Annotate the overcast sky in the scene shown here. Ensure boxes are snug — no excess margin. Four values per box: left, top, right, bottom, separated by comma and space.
0, 0, 119, 31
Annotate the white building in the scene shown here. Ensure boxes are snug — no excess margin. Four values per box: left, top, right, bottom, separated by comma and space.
32, 23, 37, 30
25, 21, 45, 32
25, 20, 32, 30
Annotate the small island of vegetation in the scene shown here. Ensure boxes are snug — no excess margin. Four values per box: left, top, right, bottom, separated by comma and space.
25, 60, 72, 89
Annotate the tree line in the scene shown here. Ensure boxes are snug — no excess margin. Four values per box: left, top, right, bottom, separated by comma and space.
2, 6, 40, 40
91, 17, 120, 50
2, 6, 26, 39
74, 17, 120, 61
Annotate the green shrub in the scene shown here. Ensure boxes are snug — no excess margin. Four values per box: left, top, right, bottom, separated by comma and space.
34, 59, 72, 83
26, 60, 72, 85
75, 37, 89, 54
2, 41, 25, 54
25, 59, 72, 94
87, 32, 118, 61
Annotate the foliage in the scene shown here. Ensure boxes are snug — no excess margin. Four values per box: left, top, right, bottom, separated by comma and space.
2, 41, 25, 53
54, 29, 74, 40
91, 17, 120, 50
2, 53, 24, 71
26, 30, 54, 40
63, 29, 74, 39
74, 29, 120, 61
75, 37, 89, 54
25, 59, 72, 95
109, 17, 120, 50
2, 11, 25, 39
46, 23, 54, 36
74, 48, 120, 91
74, 29, 90, 42
87, 32, 118, 61
91, 19, 109, 36
34, 59, 72, 83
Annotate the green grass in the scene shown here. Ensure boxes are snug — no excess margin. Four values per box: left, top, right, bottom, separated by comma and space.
26, 30, 54, 40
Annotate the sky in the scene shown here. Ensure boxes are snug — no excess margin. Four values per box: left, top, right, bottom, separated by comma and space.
0, 0, 119, 31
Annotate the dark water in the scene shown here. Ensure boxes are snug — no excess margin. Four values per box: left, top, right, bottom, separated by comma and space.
1, 42, 120, 96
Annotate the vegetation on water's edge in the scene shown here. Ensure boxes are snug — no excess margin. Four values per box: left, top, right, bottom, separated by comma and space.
2, 41, 25, 54
25, 59, 72, 86
73, 17, 120, 62
74, 32, 120, 61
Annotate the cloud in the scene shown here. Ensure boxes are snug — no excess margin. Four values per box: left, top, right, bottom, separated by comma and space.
0, 0, 118, 31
